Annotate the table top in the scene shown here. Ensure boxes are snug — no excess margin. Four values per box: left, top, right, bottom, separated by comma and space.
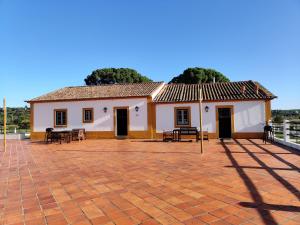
52, 130, 72, 133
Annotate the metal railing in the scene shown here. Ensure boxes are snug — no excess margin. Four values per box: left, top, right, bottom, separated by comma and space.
273, 120, 300, 144
272, 123, 284, 139
0, 127, 30, 134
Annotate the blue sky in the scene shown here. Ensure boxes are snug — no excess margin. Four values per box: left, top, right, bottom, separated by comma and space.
0, 0, 299, 109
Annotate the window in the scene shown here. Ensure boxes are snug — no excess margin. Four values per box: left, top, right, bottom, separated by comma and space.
82, 108, 94, 123
175, 107, 191, 127
54, 109, 67, 127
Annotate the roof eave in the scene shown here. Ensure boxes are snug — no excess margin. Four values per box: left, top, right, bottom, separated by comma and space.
25, 95, 153, 104
154, 97, 276, 104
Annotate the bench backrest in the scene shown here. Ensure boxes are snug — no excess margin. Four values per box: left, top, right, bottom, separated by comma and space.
179, 127, 198, 134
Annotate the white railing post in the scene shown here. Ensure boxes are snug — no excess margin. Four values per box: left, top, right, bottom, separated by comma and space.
283, 120, 290, 142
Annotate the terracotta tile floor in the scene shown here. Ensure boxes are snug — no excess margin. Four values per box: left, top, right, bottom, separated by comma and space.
0, 139, 299, 225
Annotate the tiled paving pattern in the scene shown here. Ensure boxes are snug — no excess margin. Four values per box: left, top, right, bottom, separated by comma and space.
0, 139, 299, 225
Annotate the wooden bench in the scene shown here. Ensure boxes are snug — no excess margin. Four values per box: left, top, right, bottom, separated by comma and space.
174, 127, 209, 142
179, 127, 198, 142
163, 131, 174, 142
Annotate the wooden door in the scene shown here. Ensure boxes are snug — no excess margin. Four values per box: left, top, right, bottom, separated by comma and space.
218, 108, 232, 138
116, 108, 128, 136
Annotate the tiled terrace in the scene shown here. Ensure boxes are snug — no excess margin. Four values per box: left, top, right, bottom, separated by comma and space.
0, 139, 299, 225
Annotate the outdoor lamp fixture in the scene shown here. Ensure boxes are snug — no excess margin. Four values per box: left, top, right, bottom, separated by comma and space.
135, 106, 139, 112
103, 107, 108, 113
205, 106, 209, 112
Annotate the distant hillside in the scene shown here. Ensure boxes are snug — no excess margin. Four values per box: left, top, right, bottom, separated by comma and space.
272, 109, 300, 122
0, 107, 30, 131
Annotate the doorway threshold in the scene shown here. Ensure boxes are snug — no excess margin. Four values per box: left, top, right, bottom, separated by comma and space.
219, 138, 235, 144
116, 136, 128, 140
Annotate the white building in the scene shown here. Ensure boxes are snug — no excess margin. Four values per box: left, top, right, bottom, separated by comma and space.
26, 81, 276, 140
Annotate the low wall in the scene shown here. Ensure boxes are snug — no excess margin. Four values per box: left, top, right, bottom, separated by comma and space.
274, 137, 300, 151
0, 133, 30, 140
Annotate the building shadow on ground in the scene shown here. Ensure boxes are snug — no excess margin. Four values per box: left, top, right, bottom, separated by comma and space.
220, 139, 300, 225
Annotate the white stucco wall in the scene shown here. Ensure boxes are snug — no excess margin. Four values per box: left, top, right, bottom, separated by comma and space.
33, 98, 148, 132
156, 101, 266, 133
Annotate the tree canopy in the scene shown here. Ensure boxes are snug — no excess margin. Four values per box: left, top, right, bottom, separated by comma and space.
0, 107, 30, 131
84, 68, 152, 85
272, 109, 300, 121
169, 67, 230, 84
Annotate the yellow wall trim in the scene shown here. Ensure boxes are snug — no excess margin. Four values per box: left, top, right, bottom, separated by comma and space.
86, 131, 115, 139
113, 106, 129, 136
31, 130, 152, 140
174, 106, 191, 128
155, 132, 263, 140
87, 131, 151, 139
155, 132, 217, 140
31, 132, 44, 140
265, 100, 271, 125
128, 131, 151, 139
232, 132, 264, 139
147, 96, 155, 139
30, 103, 34, 132
31, 131, 263, 140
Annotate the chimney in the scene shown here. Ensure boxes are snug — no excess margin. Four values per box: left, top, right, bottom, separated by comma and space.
255, 84, 259, 95
241, 85, 246, 94
213, 77, 215, 83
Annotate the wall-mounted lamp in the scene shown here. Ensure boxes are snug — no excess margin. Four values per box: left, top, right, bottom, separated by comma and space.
135, 106, 139, 112
205, 106, 209, 112
103, 107, 108, 113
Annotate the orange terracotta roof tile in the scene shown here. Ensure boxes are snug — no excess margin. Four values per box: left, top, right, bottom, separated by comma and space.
153, 80, 276, 102
27, 82, 163, 102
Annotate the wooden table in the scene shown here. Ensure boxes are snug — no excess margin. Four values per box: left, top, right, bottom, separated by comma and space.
163, 131, 174, 142
51, 130, 72, 144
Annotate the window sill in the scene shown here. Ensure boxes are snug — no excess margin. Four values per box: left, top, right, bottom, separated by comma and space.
175, 124, 191, 128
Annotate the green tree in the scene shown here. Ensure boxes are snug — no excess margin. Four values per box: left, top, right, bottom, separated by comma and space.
273, 115, 284, 123
169, 67, 230, 84
0, 107, 30, 132
19, 119, 30, 129
84, 68, 152, 85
